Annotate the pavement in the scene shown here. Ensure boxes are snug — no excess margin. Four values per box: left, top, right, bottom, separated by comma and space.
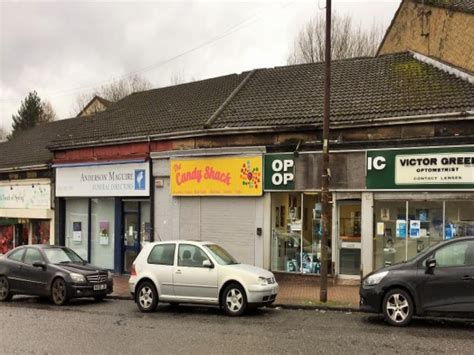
1, 298, 474, 354
111, 274, 361, 310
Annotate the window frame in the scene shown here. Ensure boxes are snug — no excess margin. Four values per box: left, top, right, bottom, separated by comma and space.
147, 243, 176, 266
177, 243, 211, 268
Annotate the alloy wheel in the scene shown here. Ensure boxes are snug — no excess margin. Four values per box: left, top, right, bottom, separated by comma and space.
386, 293, 409, 323
52, 279, 67, 305
139, 286, 154, 310
0, 277, 9, 300
226, 288, 243, 313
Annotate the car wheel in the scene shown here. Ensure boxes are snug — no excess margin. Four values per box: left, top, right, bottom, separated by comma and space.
51, 278, 69, 306
137, 281, 158, 313
94, 295, 106, 302
383, 288, 414, 327
0, 276, 12, 302
222, 283, 247, 317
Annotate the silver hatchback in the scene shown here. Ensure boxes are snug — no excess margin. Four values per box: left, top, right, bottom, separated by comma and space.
129, 241, 279, 316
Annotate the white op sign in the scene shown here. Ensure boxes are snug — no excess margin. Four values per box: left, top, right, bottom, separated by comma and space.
56, 162, 150, 197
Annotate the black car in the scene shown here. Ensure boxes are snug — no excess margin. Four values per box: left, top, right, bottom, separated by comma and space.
0, 245, 113, 305
360, 236, 474, 326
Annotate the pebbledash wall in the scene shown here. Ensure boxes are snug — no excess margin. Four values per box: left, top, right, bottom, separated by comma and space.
54, 160, 151, 274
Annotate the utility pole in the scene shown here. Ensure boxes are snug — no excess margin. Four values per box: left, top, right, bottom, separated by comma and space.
320, 0, 331, 303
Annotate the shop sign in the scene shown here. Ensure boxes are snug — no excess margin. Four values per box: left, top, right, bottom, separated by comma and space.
366, 147, 474, 189
56, 162, 149, 197
0, 184, 51, 210
170, 156, 262, 196
264, 153, 295, 190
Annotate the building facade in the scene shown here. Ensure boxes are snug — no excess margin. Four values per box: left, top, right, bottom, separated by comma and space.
378, 0, 474, 72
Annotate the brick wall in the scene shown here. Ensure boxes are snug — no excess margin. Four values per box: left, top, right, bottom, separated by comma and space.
379, 0, 474, 72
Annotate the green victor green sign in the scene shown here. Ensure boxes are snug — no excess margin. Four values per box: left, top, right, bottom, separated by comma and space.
366, 147, 474, 189
264, 153, 295, 190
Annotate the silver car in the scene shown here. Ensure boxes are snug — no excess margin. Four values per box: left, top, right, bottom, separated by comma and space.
129, 241, 279, 316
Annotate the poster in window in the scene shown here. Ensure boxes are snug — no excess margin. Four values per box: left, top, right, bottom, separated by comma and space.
417, 209, 429, 222
380, 208, 390, 222
410, 220, 421, 238
99, 221, 109, 245
376, 222, 385, 236
396, 219, 407, 239
72, 222, 82, 243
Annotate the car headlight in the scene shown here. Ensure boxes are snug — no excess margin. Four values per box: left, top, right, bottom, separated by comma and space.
70, 272, 86, 283
107, 271, 113, 280
258, 276, 269, 286
363, 271, 389, 286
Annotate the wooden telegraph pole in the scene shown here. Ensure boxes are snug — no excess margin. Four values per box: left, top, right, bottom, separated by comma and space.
320, 0, 331, 303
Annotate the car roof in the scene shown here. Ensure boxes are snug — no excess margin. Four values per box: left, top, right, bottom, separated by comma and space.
149, 240, 216, 246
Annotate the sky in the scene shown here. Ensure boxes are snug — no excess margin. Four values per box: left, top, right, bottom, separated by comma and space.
0, 0, 401, 133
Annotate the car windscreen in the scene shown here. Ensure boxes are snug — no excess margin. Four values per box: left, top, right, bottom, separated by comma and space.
203, 244, 239, 265
44, 248, 84, 264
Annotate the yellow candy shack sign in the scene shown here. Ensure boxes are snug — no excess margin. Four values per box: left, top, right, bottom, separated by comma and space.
170, 156, 262, 196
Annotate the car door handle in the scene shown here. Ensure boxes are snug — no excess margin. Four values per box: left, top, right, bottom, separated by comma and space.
461, 276, 474, 281
175, 270, 182, 274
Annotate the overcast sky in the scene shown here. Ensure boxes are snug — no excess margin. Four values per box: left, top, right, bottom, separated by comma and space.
0, 0, 400, 133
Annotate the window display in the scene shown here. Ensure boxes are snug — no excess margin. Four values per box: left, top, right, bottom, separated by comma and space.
271, 192, 330, 274
91, 198, 115, 269
32, 220, 50, 244
0, 225, 14, 254
65, 199, 89, 261
374, 199, 474, 270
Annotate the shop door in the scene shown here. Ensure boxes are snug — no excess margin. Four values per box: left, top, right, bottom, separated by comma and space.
338, 201, 362, 277
122, 201, 151, 273
123, 202, 140, 273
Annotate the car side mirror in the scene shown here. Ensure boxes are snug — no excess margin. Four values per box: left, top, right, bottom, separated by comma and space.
32, 261, 46, 269
202, 260, 213, 268
426, 258, 436, 269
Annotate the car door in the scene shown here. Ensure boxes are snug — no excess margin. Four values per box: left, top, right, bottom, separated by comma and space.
146, 243, 176, 298
420, 240, 474, 313
173, 243, 218, 302
19, 248, 50, 296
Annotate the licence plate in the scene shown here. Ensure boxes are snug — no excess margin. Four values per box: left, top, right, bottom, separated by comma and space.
93, 284, 107, 291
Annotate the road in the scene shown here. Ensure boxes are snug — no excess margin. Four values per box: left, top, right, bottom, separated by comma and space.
1, 297, 473, 354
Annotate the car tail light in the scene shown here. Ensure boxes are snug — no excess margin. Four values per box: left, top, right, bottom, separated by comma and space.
131, 264, 137, 276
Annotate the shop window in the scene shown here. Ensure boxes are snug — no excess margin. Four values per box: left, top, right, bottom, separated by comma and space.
32, 220, 50, 245
0, 225, 14, 255
65, 199, 89, 261
374, 200, 473, 270
271, 192, 330, 274
91, 198, 115, 270
445, 201, 474, 238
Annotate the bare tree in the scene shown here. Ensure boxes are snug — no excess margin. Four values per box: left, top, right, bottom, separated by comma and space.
287, 12, 383, 64
73, 74, 152, 116
38, 100, 57, 124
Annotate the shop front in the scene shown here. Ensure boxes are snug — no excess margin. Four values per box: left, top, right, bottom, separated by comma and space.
55, 161, 151, 273
0, 180, 53, 254
367, 146, 474, 271
152, 149, 265, 267
264, 151, 368, 278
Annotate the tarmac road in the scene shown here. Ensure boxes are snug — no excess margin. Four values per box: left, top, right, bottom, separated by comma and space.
0, 297, 473, 354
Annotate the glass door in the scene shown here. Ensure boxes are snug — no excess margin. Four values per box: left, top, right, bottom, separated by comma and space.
122, 201, 151, 273
123, 202, 140, 273
338, 201, 361, 276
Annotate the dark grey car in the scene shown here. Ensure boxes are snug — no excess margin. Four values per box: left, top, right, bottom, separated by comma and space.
0, 245, 113, 305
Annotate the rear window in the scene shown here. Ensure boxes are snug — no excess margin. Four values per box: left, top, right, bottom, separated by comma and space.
148, 244, 175, 265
